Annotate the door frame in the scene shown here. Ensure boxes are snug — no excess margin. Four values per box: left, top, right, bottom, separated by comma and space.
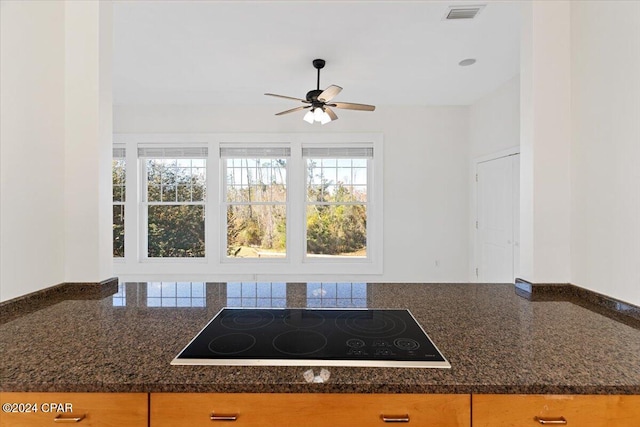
470, 146, 520, 282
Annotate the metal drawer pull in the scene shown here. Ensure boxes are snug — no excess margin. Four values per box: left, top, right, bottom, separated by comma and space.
534, 416, 567, 425
210, 413, 238, 421
381, 414, 410, 423
53, 413, 86, 423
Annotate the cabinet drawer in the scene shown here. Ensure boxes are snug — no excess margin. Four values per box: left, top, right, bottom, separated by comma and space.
0, 392, 147, 427
151, 393, 470, 427
472, 394, 640, 427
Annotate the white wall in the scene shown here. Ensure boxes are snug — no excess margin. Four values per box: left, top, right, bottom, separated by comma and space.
64, 1, 114, 283
0, 1, 66, 301
519, 1, 572, 284
570, 2, 640, 305
469, 75, 520, 160
114, 105, 471, 282
0, 1, 114, 302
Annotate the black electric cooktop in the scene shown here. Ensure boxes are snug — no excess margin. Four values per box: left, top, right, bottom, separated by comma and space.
172, 308, 450, 368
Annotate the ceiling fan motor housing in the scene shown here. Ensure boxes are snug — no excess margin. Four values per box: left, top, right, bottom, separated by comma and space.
306, 89, 324, 105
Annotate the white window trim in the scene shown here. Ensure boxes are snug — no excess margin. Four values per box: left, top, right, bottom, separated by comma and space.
112, 133, 383, 279
220, 144, 291, 264
139, 144, 209, 262
302, 144, 373, 264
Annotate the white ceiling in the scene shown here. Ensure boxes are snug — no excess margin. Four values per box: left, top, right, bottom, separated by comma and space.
113, 1, 521, 107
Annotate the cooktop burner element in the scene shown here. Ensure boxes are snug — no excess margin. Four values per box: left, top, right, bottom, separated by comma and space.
208, 333, 256, 355
335, 310, 407, 338
220, 309, 275, 330
172, 308, 450, 368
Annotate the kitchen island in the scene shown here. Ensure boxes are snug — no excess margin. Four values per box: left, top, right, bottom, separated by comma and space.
1, 282, 639, 394
1, 282, 640, 426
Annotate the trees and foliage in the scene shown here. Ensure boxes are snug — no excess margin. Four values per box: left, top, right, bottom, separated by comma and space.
305, 166, 367, 256
306, 203, 367, 255
112, 159, 125, 257
113, 157, 367, 259
226, 159, 287, 257
146, 159, 206, 258
113, 205, 125, 257
148, 205, 205, 257
226, 158, 367, 257
226, 205, 287, 256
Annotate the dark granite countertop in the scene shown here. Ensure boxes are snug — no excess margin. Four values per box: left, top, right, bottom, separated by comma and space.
1, 283, 639, 394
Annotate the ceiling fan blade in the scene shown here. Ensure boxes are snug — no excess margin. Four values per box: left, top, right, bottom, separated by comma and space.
275, 105, 310, 116
318, 85, 342, 102
324, 106, 338, 121
264, 93, 310, 103
330, 102, 376, 111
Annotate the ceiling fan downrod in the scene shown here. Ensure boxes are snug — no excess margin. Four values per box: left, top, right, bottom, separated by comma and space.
312, 58, 325, 91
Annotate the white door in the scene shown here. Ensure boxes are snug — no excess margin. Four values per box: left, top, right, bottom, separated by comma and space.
476, 154, 520, 282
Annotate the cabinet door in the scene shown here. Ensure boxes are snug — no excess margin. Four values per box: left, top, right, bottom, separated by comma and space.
472, 394, 640, 427
0, 392, 148, 427
151, 393, 470, 427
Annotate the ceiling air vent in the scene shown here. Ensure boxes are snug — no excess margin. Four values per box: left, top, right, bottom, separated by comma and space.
444, 5, 485, 20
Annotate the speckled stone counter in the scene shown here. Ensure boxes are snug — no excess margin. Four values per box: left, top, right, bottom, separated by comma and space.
1, 283, 639, 394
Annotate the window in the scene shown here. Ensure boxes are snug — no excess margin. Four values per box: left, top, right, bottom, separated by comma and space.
304, 147, 371, 259
222, 147, 289, 259
112, 145, 126, 258
139, 147, 207, 258
113, 133, 382, 276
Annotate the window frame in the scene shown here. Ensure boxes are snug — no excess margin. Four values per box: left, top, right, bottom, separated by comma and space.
220, 145, 291, 263
302, 146, 373, 262
139, 145, 209, 262
112, 145, 126, 260
112, 133, 383, 278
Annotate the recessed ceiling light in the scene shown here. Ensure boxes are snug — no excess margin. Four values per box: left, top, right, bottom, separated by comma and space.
459, 58, 477, 67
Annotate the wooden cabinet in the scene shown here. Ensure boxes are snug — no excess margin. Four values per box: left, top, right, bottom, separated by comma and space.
0, 393, 147, 427
4, 392, 640, 426
472, 394, 640, 427
151, 393, 470, 427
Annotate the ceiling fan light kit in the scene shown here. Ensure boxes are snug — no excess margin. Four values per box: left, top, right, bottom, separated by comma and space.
303, 110, 315, 124
265, 58, 376, 125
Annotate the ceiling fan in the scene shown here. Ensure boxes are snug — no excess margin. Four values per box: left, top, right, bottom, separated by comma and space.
265, 59, 376, 124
